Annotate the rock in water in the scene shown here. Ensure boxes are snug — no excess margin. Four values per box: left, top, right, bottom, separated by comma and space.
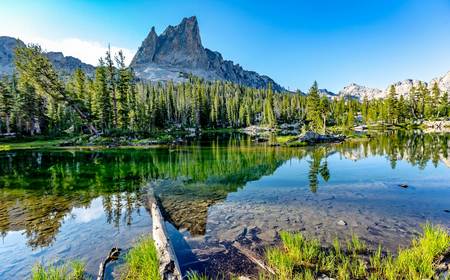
337, 220, 347, 226
130, 16, 284, 91
297, 131, 345, 144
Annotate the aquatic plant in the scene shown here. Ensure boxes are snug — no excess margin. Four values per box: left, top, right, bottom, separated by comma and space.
121, 235, 160, 280
31, 260, 86, 280
263, 223, 450, 280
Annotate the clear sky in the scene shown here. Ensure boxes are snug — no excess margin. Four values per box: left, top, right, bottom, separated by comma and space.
1, 0, 449, 92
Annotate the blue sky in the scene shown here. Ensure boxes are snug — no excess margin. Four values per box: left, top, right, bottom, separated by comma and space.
1, 0, 449, 92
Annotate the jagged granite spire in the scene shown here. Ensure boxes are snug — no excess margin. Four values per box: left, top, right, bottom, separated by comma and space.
130, 16, 284, 91
130, 26, 158, 66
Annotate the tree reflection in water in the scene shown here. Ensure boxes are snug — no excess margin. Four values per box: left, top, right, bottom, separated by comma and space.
0, 131, 448, 248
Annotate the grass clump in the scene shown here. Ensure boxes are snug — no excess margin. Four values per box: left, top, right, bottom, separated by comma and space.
263, 224, 450, 280
287, 141, 308, 147
376, 223, 450, 279
122, 235, 160, 280
31, 260, 86, 280
186, 271, 241, 280
275, 135, 298, 144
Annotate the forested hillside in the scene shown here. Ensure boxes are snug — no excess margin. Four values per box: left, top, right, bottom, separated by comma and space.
0, 45, 448, 137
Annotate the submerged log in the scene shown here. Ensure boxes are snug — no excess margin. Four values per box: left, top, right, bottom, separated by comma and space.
146, 187, 182, 280
232, 242, 275, 275
96, 247, 121, 280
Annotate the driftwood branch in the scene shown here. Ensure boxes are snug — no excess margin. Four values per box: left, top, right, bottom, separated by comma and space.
96, 247, 121, 280
232, 242, 275, 275
147, 187, 182, 280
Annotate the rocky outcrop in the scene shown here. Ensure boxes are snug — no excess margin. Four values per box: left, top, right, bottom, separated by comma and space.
45, 51, 95, 77
0, 36, 25, 75
0, 36, 94, 77
384, 79, 425, 98
430, 71, 450, 94
296, 131, 345, 144
319, 88, 337, 98
339, 72, 450, 101
339, 83, 383, 100
130, 16, 284, 91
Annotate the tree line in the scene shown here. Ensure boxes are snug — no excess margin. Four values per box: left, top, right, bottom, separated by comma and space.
0, 45, 448, 136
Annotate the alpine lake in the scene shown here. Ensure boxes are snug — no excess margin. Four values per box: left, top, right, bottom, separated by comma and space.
0, 131, 449, 279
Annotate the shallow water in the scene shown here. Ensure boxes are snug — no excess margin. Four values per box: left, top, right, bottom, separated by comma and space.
0, 131, 449, 278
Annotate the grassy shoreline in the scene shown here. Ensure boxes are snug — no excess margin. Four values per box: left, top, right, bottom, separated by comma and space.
0, 125, 448, 151
31, 224, 450, 280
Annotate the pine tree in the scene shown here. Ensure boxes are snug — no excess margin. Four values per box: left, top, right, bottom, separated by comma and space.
438, 91, 449, 118
15, 44, 98, 134
262, 83, 276, 127
386, 85, 398, 124
115, 50, 131, 129
94, 59, 112, 131
0, 77, 14, 133
431, 82, 440, 119
318, 95, 329, 133
105, 46, 118, 128
306, 81, 321, 131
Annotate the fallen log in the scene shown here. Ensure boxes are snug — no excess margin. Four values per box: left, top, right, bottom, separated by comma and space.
146, 187, 182, 280
96, 247, 121, 280
232, 242, 275, 275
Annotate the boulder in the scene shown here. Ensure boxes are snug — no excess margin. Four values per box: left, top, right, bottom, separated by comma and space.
297, 131, 345, 144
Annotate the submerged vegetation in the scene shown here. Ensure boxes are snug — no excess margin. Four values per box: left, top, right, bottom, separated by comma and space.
263, 224, 450, 280
1, 132, 448, 249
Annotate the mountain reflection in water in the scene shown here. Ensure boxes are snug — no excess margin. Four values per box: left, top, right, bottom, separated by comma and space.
0, 131, 449, 278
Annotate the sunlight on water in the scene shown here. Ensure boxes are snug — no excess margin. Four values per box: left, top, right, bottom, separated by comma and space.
0, 132, 449, 278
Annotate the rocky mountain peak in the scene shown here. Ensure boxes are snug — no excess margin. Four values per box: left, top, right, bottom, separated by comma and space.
130, 16, 283, 91
430, 71, 450, 93
339, 83, 383, 100
130, 26, 158, 66
155, 16, 206, 68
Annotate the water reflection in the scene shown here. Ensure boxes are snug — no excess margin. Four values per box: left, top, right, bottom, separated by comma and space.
0, 131, 448, 250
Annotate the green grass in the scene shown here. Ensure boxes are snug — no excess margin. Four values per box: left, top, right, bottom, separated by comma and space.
262, 224, 450, 280
186, 271, 241, 280
275, 135, 298, 144
122, 235, 160, 280
31, 260, 86, 280
187, 272, 210, 280
286, 141, 308, 147
0, 139, 66, 150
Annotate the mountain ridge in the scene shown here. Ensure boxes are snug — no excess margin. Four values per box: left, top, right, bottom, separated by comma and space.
130, 16, 284, 91
337, 71, 450, 100
0, 36, 95, 77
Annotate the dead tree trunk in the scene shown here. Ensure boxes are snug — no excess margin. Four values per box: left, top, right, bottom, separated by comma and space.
146, 187, 182, 280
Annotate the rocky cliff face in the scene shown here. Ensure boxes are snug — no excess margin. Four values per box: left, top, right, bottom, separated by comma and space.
430, 71, 450, 94
0, 36, 95, 77
130, 16, 284, 91
384, 79, 425, 98
339, 83, 383, 100
0, 36, 25, 75
45, 51, 95, 77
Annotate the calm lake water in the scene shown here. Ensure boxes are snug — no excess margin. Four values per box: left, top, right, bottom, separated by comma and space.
0, 131, 449, 279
